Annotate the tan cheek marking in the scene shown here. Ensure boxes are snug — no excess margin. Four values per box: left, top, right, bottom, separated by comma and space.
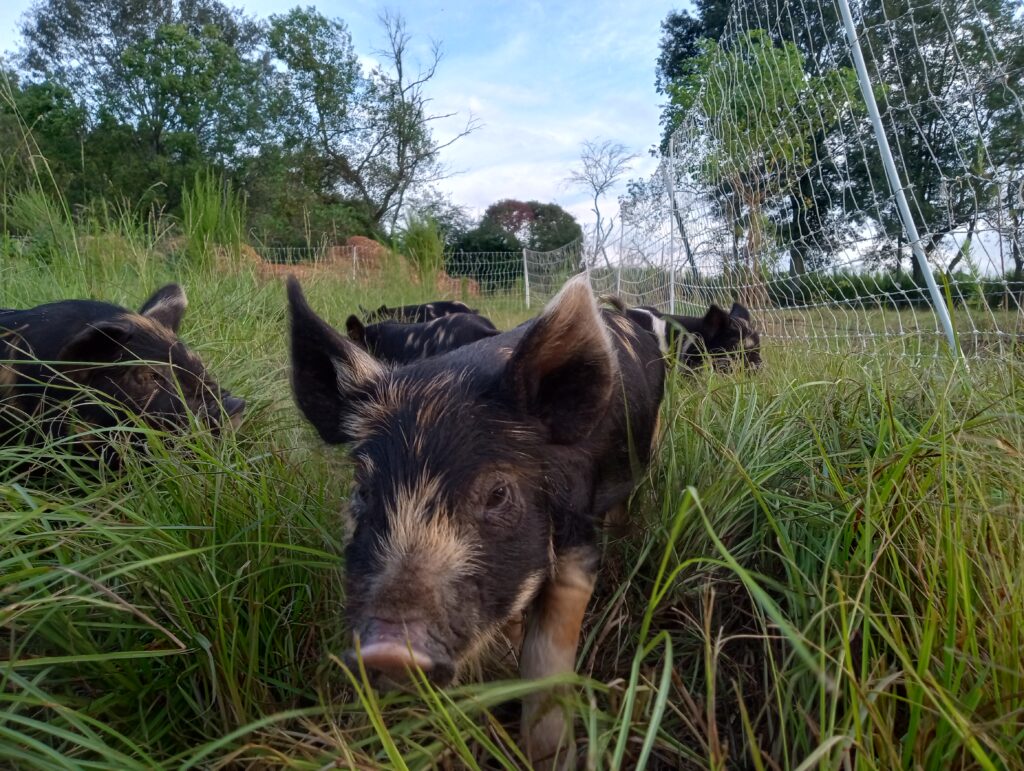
511, 570, 546, 618
370, 477, 479, 606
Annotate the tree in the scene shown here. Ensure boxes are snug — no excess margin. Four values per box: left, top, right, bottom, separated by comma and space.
0, 69, 88, 199
15, 0, 272, 210
18, 0, 266, 122
668, 31, 859, 276
655, 10, 706, 149
655, 3, 857, 273
853, 0, 1024, 282
528, 202, 585, 253
566, 139, 637, 268
268, 9, 477, 229
448, 200, 582, 291
117, 22, 271, 163
473, 199, 582, 253
404, 187, 472, 249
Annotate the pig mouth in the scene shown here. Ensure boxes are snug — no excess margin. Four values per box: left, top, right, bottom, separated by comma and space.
344, 618, 457, 687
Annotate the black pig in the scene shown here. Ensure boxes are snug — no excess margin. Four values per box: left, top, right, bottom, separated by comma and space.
360, 300, 478, 324
289, 274, 666, 765
1, 284, 245, 456
638, 301, 762, 370
346, 312, 500, 365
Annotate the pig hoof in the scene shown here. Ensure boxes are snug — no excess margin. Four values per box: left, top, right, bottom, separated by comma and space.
526, 707, 574, 771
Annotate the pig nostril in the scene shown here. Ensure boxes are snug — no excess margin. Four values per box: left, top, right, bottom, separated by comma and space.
348, 618, 448, 681
223, 395, 245, 418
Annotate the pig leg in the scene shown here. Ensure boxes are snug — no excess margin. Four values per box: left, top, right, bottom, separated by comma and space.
520, 546, 598, 769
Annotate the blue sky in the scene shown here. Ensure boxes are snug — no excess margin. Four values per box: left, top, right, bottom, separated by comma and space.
0, 0, 675, 226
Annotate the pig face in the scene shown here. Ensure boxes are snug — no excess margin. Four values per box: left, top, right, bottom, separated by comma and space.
697, 303, 762, 371
288, 276, 617, 684
1, 284, 245, 442
56, 285, 245, 434
647, 302, 762, 371
341, 382, 552, 683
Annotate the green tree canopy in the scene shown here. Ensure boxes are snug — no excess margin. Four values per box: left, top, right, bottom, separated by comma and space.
669, 30, 860, 273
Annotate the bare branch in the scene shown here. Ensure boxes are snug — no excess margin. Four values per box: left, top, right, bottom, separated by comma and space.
567, 139, 639, 268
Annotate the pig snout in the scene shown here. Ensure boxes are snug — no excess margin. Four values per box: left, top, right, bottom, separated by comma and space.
346, 618, 455, 685
222, 394, 246, 428
223, 394, 246, 418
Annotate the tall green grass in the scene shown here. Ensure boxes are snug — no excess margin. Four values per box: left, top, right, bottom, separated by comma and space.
181, 169, 245, 268
2, 226, 1023, 769
398, 213, 446, 279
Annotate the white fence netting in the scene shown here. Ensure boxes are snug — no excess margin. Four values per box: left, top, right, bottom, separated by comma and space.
609, 0, 1024, 360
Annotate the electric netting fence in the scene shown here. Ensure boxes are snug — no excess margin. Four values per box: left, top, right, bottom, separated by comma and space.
607, 0, 1024, 360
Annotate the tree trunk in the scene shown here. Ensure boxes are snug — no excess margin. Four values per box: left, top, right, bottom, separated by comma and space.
1010, 181, 1023, 282
788, 192, 807, 276
670, 206, 698, 278
946, 217, 975, 276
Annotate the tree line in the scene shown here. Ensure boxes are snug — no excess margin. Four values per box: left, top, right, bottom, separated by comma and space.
0, 0, 583, 256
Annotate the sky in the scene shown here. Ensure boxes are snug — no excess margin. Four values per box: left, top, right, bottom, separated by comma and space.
0, 0, 676, 229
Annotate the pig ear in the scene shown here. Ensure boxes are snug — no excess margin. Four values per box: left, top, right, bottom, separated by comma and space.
346, 315, 366, 345
702, 304, 732, 337
287, 277, 385, 444
507, 274, 617, 445
729, 302, 752, 322
139, 284, 187, 333
58, 318, 136, 365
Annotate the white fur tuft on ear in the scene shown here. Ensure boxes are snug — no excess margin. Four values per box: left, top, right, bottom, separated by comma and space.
139, 284, 188, 333
508, 273, 619, 444
534, 273, 617, 370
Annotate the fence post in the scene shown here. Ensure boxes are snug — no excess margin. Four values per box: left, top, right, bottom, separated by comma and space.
837, 0, 961, 357
522, 248, 531, 309
615, 223, 624, 296
663, 141, 678, 313
668, 246, 676, 314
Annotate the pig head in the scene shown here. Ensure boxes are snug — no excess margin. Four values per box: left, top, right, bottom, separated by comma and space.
288, 274, 666, 765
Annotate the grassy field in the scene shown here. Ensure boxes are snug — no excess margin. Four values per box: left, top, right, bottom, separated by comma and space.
2, 234, 1023, 770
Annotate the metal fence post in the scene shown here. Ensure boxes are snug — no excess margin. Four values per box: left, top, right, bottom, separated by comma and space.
615, 223, 624, 296
837, 0, 961, 357
522, 248, 531, 309
668, 246, 676, 314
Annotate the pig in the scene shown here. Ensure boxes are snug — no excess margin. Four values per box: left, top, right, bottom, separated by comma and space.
1, 284, 245, 458
360, 300, 479, 324
637, 301, 762, 370
288, 274, 667, 766
345, 312, 500, 365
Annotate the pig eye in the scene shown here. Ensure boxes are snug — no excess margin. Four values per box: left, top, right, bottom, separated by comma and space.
481, 481, 518, 525
350, 485, 367, 510
485, 484, 510, 509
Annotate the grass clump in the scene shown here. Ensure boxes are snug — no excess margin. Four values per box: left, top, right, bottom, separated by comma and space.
398, 213, 445, 279
181, 168, 245, 268
1, 230, 1022, 769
